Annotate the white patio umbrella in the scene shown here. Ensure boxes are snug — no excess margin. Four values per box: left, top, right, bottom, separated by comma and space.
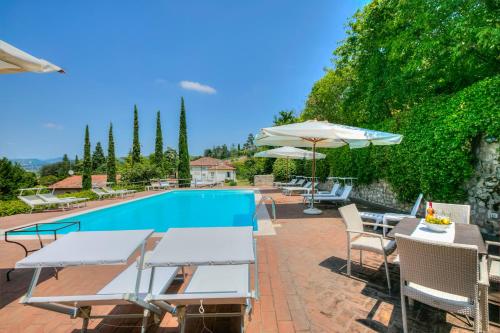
255, 120, 403, 215
0, 40, 64, 74
254, 146, 325, 181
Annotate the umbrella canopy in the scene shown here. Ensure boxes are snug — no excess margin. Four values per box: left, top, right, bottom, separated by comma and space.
255, 120, 402, 148
0, 40, 64, 74
254, 146, 326, 160
255, 120, 402, 215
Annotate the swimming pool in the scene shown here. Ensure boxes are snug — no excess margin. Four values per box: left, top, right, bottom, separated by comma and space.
24, 190, 257, 235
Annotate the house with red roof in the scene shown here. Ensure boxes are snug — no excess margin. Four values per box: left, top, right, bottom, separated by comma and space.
189, 157, 236, 183
50, 174, 121, 194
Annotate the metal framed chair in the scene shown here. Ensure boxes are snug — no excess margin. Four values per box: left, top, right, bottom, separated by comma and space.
339, 204, 396, 291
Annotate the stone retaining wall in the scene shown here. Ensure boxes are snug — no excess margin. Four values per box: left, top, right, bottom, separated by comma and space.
327, 137, 499, 235
254, 174, 274, 187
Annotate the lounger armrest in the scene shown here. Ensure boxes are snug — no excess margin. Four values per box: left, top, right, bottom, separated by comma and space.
486, 240, 500, 250
346, 229, 383, 239
361, 222, 394, 229
479, 255, 490, 287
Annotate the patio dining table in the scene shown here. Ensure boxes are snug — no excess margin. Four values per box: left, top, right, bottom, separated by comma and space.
387, 217, 487, 255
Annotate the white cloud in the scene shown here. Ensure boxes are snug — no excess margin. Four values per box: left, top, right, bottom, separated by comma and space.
43, 122, 63, 130
179, 80, 217, 94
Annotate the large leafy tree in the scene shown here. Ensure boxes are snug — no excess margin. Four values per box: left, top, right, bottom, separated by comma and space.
273, 110, 297, 126
154, 111, 164, 169
177, 97, 191, 185
131, 105, 141, 164
302, 0, 500, 202
107, 123, 117, 184
81, 125, 92, 190
92, 142, 106, 172
0, 158, 37, 199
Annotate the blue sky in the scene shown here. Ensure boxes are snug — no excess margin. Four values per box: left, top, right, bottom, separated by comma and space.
1, 0, 366, 159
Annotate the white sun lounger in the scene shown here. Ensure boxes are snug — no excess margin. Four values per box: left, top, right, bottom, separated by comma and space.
18, 195, 59, 213
91, 187, 113, 199
304, 185, 352, 205
17, 230, 179, 333
38, 193, 88, 208
283, 181, 313, 196
302, 183, 341, 202
102, 186, 136, 198
360, 193, 423, 236
149, 264, 252, 333
144, 227, 258, 333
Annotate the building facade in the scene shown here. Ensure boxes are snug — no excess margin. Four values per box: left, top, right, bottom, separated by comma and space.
190, 157, 236, 184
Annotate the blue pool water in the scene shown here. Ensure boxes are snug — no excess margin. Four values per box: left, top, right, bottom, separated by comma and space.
25, 190, 257, 234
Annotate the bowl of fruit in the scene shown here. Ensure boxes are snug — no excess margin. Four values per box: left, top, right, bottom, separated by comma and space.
423, 215, 452, 232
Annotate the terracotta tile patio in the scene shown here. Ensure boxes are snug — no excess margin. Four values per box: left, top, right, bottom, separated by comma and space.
0, 188, 498, 332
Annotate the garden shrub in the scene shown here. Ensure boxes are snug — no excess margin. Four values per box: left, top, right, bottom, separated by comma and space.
58, 190, 99, 201
272, 159, 297, 181
0, 200, 30, 217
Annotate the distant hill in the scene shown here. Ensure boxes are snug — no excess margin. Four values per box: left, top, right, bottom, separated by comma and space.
10, 157, 63, 172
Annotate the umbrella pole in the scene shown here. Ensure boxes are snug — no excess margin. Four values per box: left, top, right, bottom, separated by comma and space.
287, 158, 289, 181
304, 141, 322, 215
311, 143, 316, 207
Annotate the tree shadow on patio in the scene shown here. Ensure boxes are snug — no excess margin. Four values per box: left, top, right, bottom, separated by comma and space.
319, 256, 474, 332
0, 267, 60, 309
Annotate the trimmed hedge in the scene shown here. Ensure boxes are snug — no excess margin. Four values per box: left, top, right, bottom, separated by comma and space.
324, 76, 500, 202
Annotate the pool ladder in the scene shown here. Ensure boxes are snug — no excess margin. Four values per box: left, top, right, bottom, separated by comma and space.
253, 196, 277, 223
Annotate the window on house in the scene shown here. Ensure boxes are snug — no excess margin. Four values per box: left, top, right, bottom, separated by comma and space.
226, 172, 231, 178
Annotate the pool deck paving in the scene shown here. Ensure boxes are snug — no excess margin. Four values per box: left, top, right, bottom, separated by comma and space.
0, 187, 498, 332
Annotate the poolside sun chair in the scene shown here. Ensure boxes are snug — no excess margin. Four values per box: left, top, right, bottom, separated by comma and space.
18, 195, 57, 213
102, 186, 136, 198
274, 177, 300, 188
146, 179, 161, 191
17, 230, 181, 333
92, 187, 113, 199
148, 264, 254, 333
38, 193, 88, 208
396, 233, 489, 333
302, 183, 341, 203
158, 179, 171, 190
360, 193, 423, 237
304, 185, 352, 205
283, 181, 314, 196
143, 227, 258, 333
339, 204, 395, 291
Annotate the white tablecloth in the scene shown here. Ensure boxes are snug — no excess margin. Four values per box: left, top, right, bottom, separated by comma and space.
410, 219, 455, 243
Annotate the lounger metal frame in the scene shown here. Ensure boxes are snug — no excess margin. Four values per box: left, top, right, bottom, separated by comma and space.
146, 238, 259, 333
20, 237, 163, 333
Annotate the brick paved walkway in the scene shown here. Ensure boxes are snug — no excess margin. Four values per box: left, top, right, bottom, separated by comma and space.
0, 188, 497, 332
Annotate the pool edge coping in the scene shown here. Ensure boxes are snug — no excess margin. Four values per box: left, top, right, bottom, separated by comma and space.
1, 188, 276, 238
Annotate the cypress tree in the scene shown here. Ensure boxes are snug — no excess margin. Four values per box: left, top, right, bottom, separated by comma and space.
74, 155, 80, 172
61, 154, 70, 177
177, 97, 191, 186
82, 125, 92, 190
106, 123, 117, 184
154, 111, 164, 168
92, 142, 106, 171
131, 105, 141, 164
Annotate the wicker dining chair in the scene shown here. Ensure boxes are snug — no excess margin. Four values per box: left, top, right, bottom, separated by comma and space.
486, 241, 500, 283
339, 204, 396, 291
426, 202, 471, 224
395, 234, 489, 333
